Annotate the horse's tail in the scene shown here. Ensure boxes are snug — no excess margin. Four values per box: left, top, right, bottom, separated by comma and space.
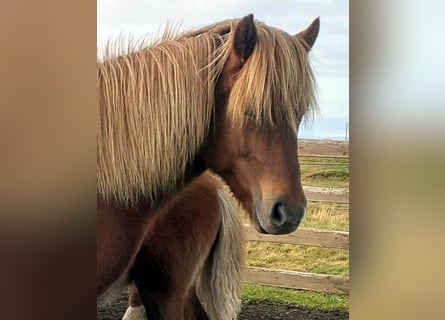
196, 181, 245, 320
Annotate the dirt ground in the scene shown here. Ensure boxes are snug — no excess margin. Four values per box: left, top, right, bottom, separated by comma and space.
97, 292, 349, 320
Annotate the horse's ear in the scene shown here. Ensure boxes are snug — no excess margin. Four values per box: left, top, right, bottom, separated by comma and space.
232, 14, 257, 63
296, 17, 320, 50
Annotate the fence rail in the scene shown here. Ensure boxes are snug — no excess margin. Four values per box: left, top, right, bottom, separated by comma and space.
300, 162, 349, 166
243, 224, 349, 249
304, 186, 349, 204
244, 267, 349, 295
244, 140, 350, 295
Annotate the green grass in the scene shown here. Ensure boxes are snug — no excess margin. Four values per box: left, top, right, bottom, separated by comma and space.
242, 285, 349, 311
300, 156, 349, 164
300, 156, 349, 188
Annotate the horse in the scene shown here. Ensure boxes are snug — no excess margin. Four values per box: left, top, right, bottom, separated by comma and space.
118, 172, 244, 320
97, 13, 320, 316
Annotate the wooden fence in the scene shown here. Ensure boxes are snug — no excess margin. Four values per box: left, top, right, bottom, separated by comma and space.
243, 139, 350, 295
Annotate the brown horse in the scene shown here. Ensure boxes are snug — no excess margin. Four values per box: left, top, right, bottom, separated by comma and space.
119, 172, 244, 320
97, 13, 320, 316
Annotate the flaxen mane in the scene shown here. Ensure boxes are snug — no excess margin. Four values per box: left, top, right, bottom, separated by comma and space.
97, 26, 230, 206
97, 19, 317, 206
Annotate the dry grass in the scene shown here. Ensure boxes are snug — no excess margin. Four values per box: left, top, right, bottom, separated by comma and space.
246, 242, 349, 275
301, 203, 349, 231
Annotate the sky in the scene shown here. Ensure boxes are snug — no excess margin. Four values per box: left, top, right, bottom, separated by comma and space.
97, 0, 349, 140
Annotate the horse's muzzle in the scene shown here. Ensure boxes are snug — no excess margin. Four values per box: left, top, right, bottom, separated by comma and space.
270, 201, 305, 234
254, 198, 307, 235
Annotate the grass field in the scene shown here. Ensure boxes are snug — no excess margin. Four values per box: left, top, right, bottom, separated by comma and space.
242, 285, 349, 311
300, 156, 349, 188
241, 151, 349, 311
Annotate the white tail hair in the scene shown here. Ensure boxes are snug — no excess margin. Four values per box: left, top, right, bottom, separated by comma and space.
196, 183, 245, 320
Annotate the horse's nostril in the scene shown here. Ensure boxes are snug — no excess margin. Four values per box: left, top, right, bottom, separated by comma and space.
271, 201, 306, 228
271, 202, 286, 227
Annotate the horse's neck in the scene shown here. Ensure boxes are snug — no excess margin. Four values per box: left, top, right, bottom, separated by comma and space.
162, 153, 207, 206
